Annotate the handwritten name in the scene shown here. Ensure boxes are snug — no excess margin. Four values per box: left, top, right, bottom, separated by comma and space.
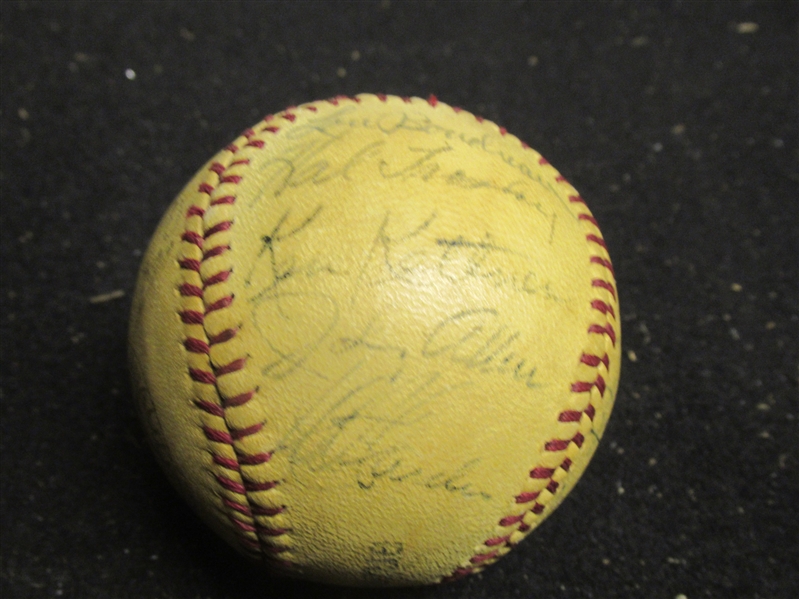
423, 308, 540, 389
249, 105, 562, 241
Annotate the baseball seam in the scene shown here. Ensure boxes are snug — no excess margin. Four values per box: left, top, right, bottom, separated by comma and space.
173, 94, 617, 580
440, 117, 618, 581
177, 126, 296, 564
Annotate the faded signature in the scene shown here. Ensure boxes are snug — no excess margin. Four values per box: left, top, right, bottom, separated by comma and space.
249, 104, 563, 242
235, 104, 570, 498
274, 322, 492, 500
351, 211, 563, 301
423, 308, 540, 389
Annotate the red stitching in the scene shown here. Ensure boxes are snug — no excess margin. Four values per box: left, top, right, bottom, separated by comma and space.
195, 400, 223, 417
515, 491, 540, 503
530, 467, 555, 479
224, 389, 255, 408
580, 353, 610, 369
451, 121, 618, 577
204, 427, 233, 445
208, 328, 237, 345
179, 283, 203, 297
184, 337, 210, 354
181, 231, 204, 247
559, 409, 582, 422
544, 439, 570, 451
190, 368, 216, 385
203, 245, 229, 260
592, 278, 616, 298
593, 375, 607, 396
253, 505, 284, 516
231, 518, 256, 533
211, 195, 236, 206
216, 474, 246, 493
224, 498, 253, 515
179, 258, 201, 272
246, 480, 279, 492
591, 299, 615, 318
206, 295, 233, 313
204, 221, 232, 238
176, 133, 290, 563
570, 381, 594, 393
215, 357, 247, 376
499, 514, 523, 526
590, 254, 614, 273
589, 323, 617, 346
470, 551, 498, 564
179, 310, 204, 325
587, 234, 607, 249
579, 213, 598, 226
230, 422, 263, 439
203, 269, 231, 287
239, 452, 272, 465
213, 455, 241, 471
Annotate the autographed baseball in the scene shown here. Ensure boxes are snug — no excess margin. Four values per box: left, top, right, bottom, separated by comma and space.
130, 93, 620, 586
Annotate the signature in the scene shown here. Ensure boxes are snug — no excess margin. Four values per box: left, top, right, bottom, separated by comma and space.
244, 204, 348, 381
423, 308, 540, 389
352, 211, 562, 301
248, 105, 562, 241
274, 323, 492, 500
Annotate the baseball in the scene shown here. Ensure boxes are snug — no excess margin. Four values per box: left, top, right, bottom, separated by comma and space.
129, 93, 621, 586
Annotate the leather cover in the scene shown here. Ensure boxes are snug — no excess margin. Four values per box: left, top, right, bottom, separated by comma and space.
129, 94, 621, 586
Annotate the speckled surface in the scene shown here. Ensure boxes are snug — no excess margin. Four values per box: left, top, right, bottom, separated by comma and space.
1, 2, 796, 598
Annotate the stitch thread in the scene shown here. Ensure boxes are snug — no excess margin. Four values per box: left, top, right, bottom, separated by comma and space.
440, 107, 618, 581
176, 121, 303, 564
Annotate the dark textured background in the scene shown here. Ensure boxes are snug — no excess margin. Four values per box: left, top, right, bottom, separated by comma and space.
1, 2, 797, 598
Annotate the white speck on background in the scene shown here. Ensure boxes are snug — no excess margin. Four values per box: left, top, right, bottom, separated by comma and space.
736, 22, 759, 34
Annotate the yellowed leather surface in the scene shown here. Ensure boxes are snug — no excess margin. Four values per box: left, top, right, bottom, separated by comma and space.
129, 94, 621, 586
